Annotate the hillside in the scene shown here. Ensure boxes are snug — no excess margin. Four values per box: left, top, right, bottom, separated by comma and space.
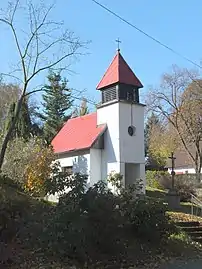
1, 180, 202, 268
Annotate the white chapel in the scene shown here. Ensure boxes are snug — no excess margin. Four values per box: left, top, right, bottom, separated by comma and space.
51, 49, 145, 192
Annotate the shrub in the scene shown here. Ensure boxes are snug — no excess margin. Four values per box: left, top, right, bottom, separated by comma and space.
174, 175, 196, 202
0, 198, 24, 243
146, 171, 198, 202
0, 175, 29, 244
25, 144, 54, 196
108, 171, 123, 194
43, 162, 71, 197
0, 174, 23, 191
119, 186, 175, 243
2, 137, 70, 197
44, 175, 129, 265
2, 137, 47, 188
40, 174, 175, 267
108, 172, 144, 196
146, 170, 170, 190
0, 171, 181, 267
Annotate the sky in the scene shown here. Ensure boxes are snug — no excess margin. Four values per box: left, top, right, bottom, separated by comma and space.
1, 0, 202, 109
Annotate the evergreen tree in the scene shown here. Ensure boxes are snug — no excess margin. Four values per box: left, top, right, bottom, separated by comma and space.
4, 98, 34, 140
145, 113, 159, 155
40, 71, 72, 143
145, 112, 163, 168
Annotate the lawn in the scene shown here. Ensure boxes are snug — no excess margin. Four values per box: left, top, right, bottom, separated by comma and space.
146, 186, 202, 217
146, 186, 167, 200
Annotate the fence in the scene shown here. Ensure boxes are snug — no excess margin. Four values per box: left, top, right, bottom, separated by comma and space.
190, 193, 202, 216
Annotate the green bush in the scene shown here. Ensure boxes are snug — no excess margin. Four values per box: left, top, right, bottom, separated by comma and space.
44, 176, 129, 265
119, 186, 175, 243
0, 198, 24, 243
40, 174, 175, 267
175, 175, 196, 202
0, 172, 183, 267
0, 175, 29, 244
146, 171, 198, 202
146, 170, 170, 189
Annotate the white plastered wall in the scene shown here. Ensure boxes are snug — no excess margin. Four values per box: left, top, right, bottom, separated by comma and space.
46, 150, 90, 202
90, 148, 102, 186
97, 101, 145, 192
97, 102, 121, 181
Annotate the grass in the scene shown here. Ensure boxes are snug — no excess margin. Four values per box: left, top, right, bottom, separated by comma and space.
146, 186, 202, 217
146, 186, 167, 201
146, 186, 166, 193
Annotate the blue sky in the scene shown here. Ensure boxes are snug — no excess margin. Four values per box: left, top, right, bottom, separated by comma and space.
1, 0, 202, 108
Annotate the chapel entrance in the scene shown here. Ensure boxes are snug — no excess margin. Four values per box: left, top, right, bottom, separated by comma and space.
125, 163, 140, 187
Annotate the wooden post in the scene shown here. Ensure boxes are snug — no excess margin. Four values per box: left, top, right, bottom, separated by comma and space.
191, 203, 194, 215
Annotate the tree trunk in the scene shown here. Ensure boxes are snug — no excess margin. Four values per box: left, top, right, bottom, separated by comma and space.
196, 170, 201, 182
195, 160, 201, 182
0, 96, 24, 171
197, 161, 202, 182
195, 149, 202, 182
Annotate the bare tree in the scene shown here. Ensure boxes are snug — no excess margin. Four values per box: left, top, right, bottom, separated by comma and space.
0, 0, 84, 169
71, 97, 90, 118
79, 98, 89, 116
147, 65, 202, 181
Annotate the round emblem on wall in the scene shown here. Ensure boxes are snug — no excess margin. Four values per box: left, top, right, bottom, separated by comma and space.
128, 125, 136, 136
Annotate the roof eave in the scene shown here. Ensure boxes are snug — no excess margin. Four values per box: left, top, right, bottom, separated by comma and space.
54, 146, 91, 156
97, 81, 143, 91
54, 124, 107, 156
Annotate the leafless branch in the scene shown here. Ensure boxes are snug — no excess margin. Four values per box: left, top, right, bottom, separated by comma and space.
146, 65, 202, 179
0, 72, 22, 83
0, 0, 85, 169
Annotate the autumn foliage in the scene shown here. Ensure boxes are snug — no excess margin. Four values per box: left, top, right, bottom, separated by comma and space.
25, 143, 54, 196
2, 137, 58, 196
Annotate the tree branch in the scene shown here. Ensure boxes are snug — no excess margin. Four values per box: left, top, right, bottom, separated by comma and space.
27, 51, 77, 84
24, 88, 44, 97
0, 0, 85, 170
22, 4, 54, 59
0, 72, 22, 83
10, 0, 20, 23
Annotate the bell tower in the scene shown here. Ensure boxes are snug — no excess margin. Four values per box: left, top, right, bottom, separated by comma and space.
96, 49, 145, 191
97, 50, 143, 105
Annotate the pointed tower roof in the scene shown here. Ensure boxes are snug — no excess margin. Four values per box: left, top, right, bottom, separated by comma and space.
96, 51, 143, 90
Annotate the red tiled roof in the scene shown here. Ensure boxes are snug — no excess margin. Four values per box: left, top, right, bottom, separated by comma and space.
51, 112, 106, 154
96, 51, 143, 90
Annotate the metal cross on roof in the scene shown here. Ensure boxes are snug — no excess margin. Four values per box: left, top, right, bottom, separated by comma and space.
115, 38, 121, 51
